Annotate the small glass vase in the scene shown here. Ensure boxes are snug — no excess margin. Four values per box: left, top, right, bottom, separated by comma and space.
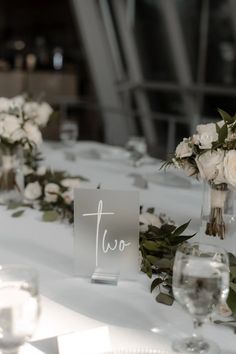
201, 181, 236, 240
0, 147, 24, 204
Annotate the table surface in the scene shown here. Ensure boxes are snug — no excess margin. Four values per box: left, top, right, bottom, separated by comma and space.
0, 141, 235, 354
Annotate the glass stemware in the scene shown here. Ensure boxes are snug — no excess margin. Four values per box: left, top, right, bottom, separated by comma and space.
0, 265, 40, 354
126, 136, 147, 167
59, 119, 78, 147
172, 242, 229, 354
59, 119, 79, 161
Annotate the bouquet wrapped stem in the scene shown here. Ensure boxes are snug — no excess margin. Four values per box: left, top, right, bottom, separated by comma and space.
0, 150, 23, 203
205, 183, 228, 239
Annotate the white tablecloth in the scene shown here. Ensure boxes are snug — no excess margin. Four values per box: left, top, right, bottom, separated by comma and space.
0, 142, 235, 354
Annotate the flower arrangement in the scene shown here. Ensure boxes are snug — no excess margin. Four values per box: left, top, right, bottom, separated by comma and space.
0, 95, 53, 201
22, 165, 88, 223
166, 109, 236, 239
0, 95, 52, 151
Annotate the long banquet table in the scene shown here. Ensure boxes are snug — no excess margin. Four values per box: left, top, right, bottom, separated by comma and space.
0, 141, 235, 354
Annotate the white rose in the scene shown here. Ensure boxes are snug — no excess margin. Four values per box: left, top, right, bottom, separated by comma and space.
175, 139, 192, 158
224, 151, 236, 187
62, 189, 74, 205
36, 102, 52, 127
182, 160, 197, 177
0, 114, 24, 142
44, 183, 60, 203
196, 150, 224, 182
23, 102, 40, 119
36, 166, 47, 176
24, 181, 42, 200
11, 95, 25, 109
23, 121, 42, 147
61, 178, 80, 189
0, 98, 11, 112
139, 212, 162, 232
196, 123, 218, 149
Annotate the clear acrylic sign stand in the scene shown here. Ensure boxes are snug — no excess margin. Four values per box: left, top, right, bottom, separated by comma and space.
74, 189, 140, 285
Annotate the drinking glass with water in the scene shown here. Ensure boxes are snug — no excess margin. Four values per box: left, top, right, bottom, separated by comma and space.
59, 119, 78, 148
0, 265, 40, 354
172, 242, 229, 354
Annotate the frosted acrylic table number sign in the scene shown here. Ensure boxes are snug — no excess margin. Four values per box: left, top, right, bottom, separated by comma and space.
74, 189, 139, 285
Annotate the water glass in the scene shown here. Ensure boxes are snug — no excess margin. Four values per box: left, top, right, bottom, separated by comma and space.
59, 119, 79, 148
172, 242, 229, 353
0, 265, 40, 354
126, 136, 147, 167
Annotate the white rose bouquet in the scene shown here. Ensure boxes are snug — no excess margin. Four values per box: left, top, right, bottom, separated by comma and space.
167, 109, 236, 239
0, 95, 53, 201
0, 95, 52, 152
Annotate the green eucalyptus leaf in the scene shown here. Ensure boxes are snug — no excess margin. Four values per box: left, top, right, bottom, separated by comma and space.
217, 108, 235, 124
147, 225, 163, 236
230, 282, 236, 294
156, 292, 174, 306
11, 210, 25, 218
215, 123, 221, 134
160, 223, 176, 235
172, 220, 191, 236
143, 240, 162, 251
230, 266, 236, 279
229, 253, 236, 266
170, 234, 196, 245
42, 210, 60, 222
141, 258, 152, 278
147, 255, 173, 269
218, 123, 228, 144
151, 278, 163, 292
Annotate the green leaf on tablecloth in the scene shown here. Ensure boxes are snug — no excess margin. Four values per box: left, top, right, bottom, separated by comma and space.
151, 278, 164, 292
7, 201, 22, 210
42, 210, 60, 222
156, 292, 174, 306
11, 210, 25, 217
146, 207, 155, 214
69, 175, 90, 182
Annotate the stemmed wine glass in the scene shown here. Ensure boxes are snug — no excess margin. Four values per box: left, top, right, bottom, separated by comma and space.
59, 119, 79, 161
0, 265, 40, 354
172, 242, 229, 354
126, 136, 147, 167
